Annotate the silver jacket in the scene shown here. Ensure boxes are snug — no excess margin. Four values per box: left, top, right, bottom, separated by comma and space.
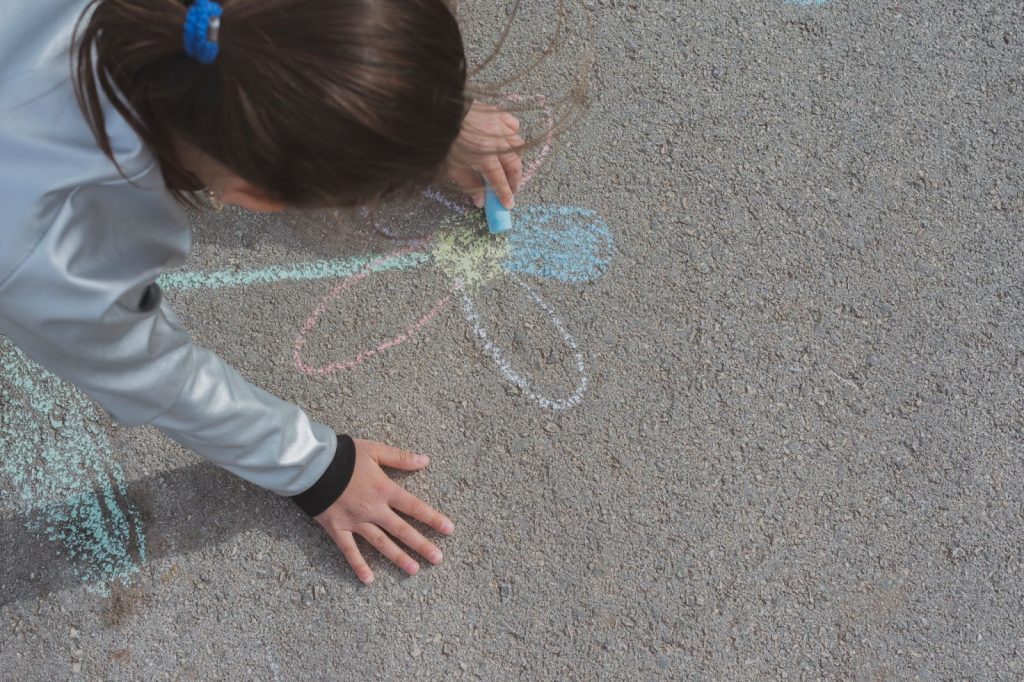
0, 0, 337, 496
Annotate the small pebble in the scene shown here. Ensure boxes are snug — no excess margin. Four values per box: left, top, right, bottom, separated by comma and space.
499, 583, 512, 602
71, 663, 82, 674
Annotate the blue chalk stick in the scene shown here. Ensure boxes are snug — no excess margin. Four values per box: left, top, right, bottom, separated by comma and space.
484, 185, 513, 234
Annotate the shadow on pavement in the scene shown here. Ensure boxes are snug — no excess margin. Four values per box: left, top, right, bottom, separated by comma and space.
0, 462, 358, 608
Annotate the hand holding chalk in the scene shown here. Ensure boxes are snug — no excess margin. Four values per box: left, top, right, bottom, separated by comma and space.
484, 184, 513, 235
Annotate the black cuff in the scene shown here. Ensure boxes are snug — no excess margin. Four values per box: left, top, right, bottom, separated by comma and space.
289, 434, 356, 517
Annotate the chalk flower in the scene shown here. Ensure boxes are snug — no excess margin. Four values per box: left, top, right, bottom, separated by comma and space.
292, 197, 614, 410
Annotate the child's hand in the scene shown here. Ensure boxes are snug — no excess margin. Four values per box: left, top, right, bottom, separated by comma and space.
313, 439, 455, 584
446, 101, 524, 210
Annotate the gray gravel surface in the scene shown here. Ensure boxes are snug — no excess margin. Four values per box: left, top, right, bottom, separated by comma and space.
3, 0, 1024, 679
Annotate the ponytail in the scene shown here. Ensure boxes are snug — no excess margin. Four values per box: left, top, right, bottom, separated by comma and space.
73, 0, 468, 208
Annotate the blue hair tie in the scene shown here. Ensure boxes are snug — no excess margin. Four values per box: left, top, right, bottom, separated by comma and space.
183, 0, 223, 65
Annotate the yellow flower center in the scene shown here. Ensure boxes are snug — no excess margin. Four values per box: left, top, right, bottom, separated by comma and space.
431, 217, 510, 290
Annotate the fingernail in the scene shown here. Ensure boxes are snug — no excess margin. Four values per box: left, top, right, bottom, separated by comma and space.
415, 454, 430, 465
362, 574, 374, 585
474, 196, 484, 208
428, 550, 443, 564
509, 198, 516, 209
441, 521, 455, 534
406, 562, 420, 575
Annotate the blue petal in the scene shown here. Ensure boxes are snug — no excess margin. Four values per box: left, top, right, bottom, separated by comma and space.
504, 205, 614, 283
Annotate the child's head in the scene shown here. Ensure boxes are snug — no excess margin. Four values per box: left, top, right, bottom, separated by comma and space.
74, 0, 468, 209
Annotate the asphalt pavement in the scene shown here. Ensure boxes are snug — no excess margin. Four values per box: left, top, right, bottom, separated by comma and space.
3, 0, 1024, 679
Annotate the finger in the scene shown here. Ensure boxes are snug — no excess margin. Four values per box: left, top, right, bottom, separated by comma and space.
359, 523, 420, 576
499, 149, 523, 196
501, 113, 520, 131
335, 531, 374, 585
505, 134, 525, 193
481, 161, 514, 210
391, 487, 455, 535
376, 444, 430, 471
382, 510, 444, 565
508, 132, 525, 154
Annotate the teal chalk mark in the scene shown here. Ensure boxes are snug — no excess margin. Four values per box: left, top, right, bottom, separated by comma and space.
504, 206, 614, 283
158, 252, 430, 291
0, 340, 146, 593
0, 252, 427, 594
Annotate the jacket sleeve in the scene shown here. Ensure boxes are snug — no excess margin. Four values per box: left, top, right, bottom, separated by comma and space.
0, 171, 347, 507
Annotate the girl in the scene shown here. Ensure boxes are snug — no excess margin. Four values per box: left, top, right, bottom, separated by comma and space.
0, 0, 527, 585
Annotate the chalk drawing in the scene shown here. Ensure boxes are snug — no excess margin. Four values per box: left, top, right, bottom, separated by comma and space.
433, 226, 511, 289
0, 340, 146, 593
158, 252, 430, 291
294, 93, 613, 408
164, 94, 613, 408
460, 274, 588, 410
505, 206, 614, 284
162, 94, 613, 408
292, 250, 458, 377
0, 93, 610, 591
162, 201, 613, 409
287, 199, 613, 410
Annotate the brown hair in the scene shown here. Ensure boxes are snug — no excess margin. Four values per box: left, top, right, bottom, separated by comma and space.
73, 0, 468, 208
